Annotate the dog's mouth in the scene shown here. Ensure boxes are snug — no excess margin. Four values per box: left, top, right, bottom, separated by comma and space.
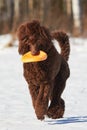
31, 51, 40, 56
30, 44, 40, 56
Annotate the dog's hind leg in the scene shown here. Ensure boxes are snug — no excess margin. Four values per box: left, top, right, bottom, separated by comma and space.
47, 76, 65, 119
47, 59, 70, 119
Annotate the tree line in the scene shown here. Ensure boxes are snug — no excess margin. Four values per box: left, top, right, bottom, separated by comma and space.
0, 0, 87, 36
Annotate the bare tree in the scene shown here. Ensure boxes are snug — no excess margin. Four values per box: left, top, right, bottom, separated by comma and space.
72, 0, 82, 35
0, 0, 9, 34
28, 0, 34, 19
39, 0, 45, 23
11, 0, 20, 33
66, 0, 72, 16
7, 0, 21, 47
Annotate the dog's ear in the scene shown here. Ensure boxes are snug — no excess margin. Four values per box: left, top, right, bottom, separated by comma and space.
39, 26, 51, 41
17, 24, 26, 40
17, 23, 30, 55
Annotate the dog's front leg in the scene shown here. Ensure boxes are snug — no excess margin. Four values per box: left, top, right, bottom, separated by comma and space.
35, 83, 50, 120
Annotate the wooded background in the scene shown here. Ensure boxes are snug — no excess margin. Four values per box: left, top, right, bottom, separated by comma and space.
0, 0, 87, 37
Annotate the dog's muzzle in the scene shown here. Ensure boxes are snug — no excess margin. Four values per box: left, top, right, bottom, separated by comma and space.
30, 44, 40, 55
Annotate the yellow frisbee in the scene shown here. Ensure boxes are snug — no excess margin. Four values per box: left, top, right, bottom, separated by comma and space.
21, 50, 47, 63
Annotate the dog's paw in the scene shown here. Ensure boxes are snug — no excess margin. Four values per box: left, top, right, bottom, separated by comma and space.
36, 114, 45, 120
47, 99, 65, 119
47, 106, 64, 119
35, 104, 47, 120
47, 105, 64, 119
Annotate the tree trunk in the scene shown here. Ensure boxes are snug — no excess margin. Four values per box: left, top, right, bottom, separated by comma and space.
39, 0, 45, 23
66, 0, 72, 16
28, 0, 34, 20
72, 0, 82, 36
8, 0, 20, 46
11, 0, 20, 33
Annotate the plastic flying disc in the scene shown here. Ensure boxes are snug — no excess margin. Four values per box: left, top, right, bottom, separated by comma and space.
21, 50, 47, 63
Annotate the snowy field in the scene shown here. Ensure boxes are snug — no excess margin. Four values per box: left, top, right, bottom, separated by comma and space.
0, 35, 87, 130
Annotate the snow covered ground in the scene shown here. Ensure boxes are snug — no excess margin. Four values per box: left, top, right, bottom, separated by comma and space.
0, 35, 87, 130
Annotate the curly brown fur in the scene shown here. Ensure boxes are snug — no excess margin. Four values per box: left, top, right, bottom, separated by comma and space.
17, 20, 70, 120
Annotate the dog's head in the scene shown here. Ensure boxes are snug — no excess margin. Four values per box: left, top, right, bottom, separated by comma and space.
17, 20, 52, 55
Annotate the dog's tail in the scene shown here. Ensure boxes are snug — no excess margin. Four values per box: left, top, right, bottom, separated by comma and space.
51, 31, 70, 61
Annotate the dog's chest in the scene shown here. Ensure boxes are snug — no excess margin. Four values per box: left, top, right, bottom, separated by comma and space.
23, 63, 48, 85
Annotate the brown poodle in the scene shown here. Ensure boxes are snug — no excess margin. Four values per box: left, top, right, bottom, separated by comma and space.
17, 20, 70, 120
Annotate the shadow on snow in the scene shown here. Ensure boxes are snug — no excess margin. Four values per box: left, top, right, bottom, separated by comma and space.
45, 116, 87, 125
